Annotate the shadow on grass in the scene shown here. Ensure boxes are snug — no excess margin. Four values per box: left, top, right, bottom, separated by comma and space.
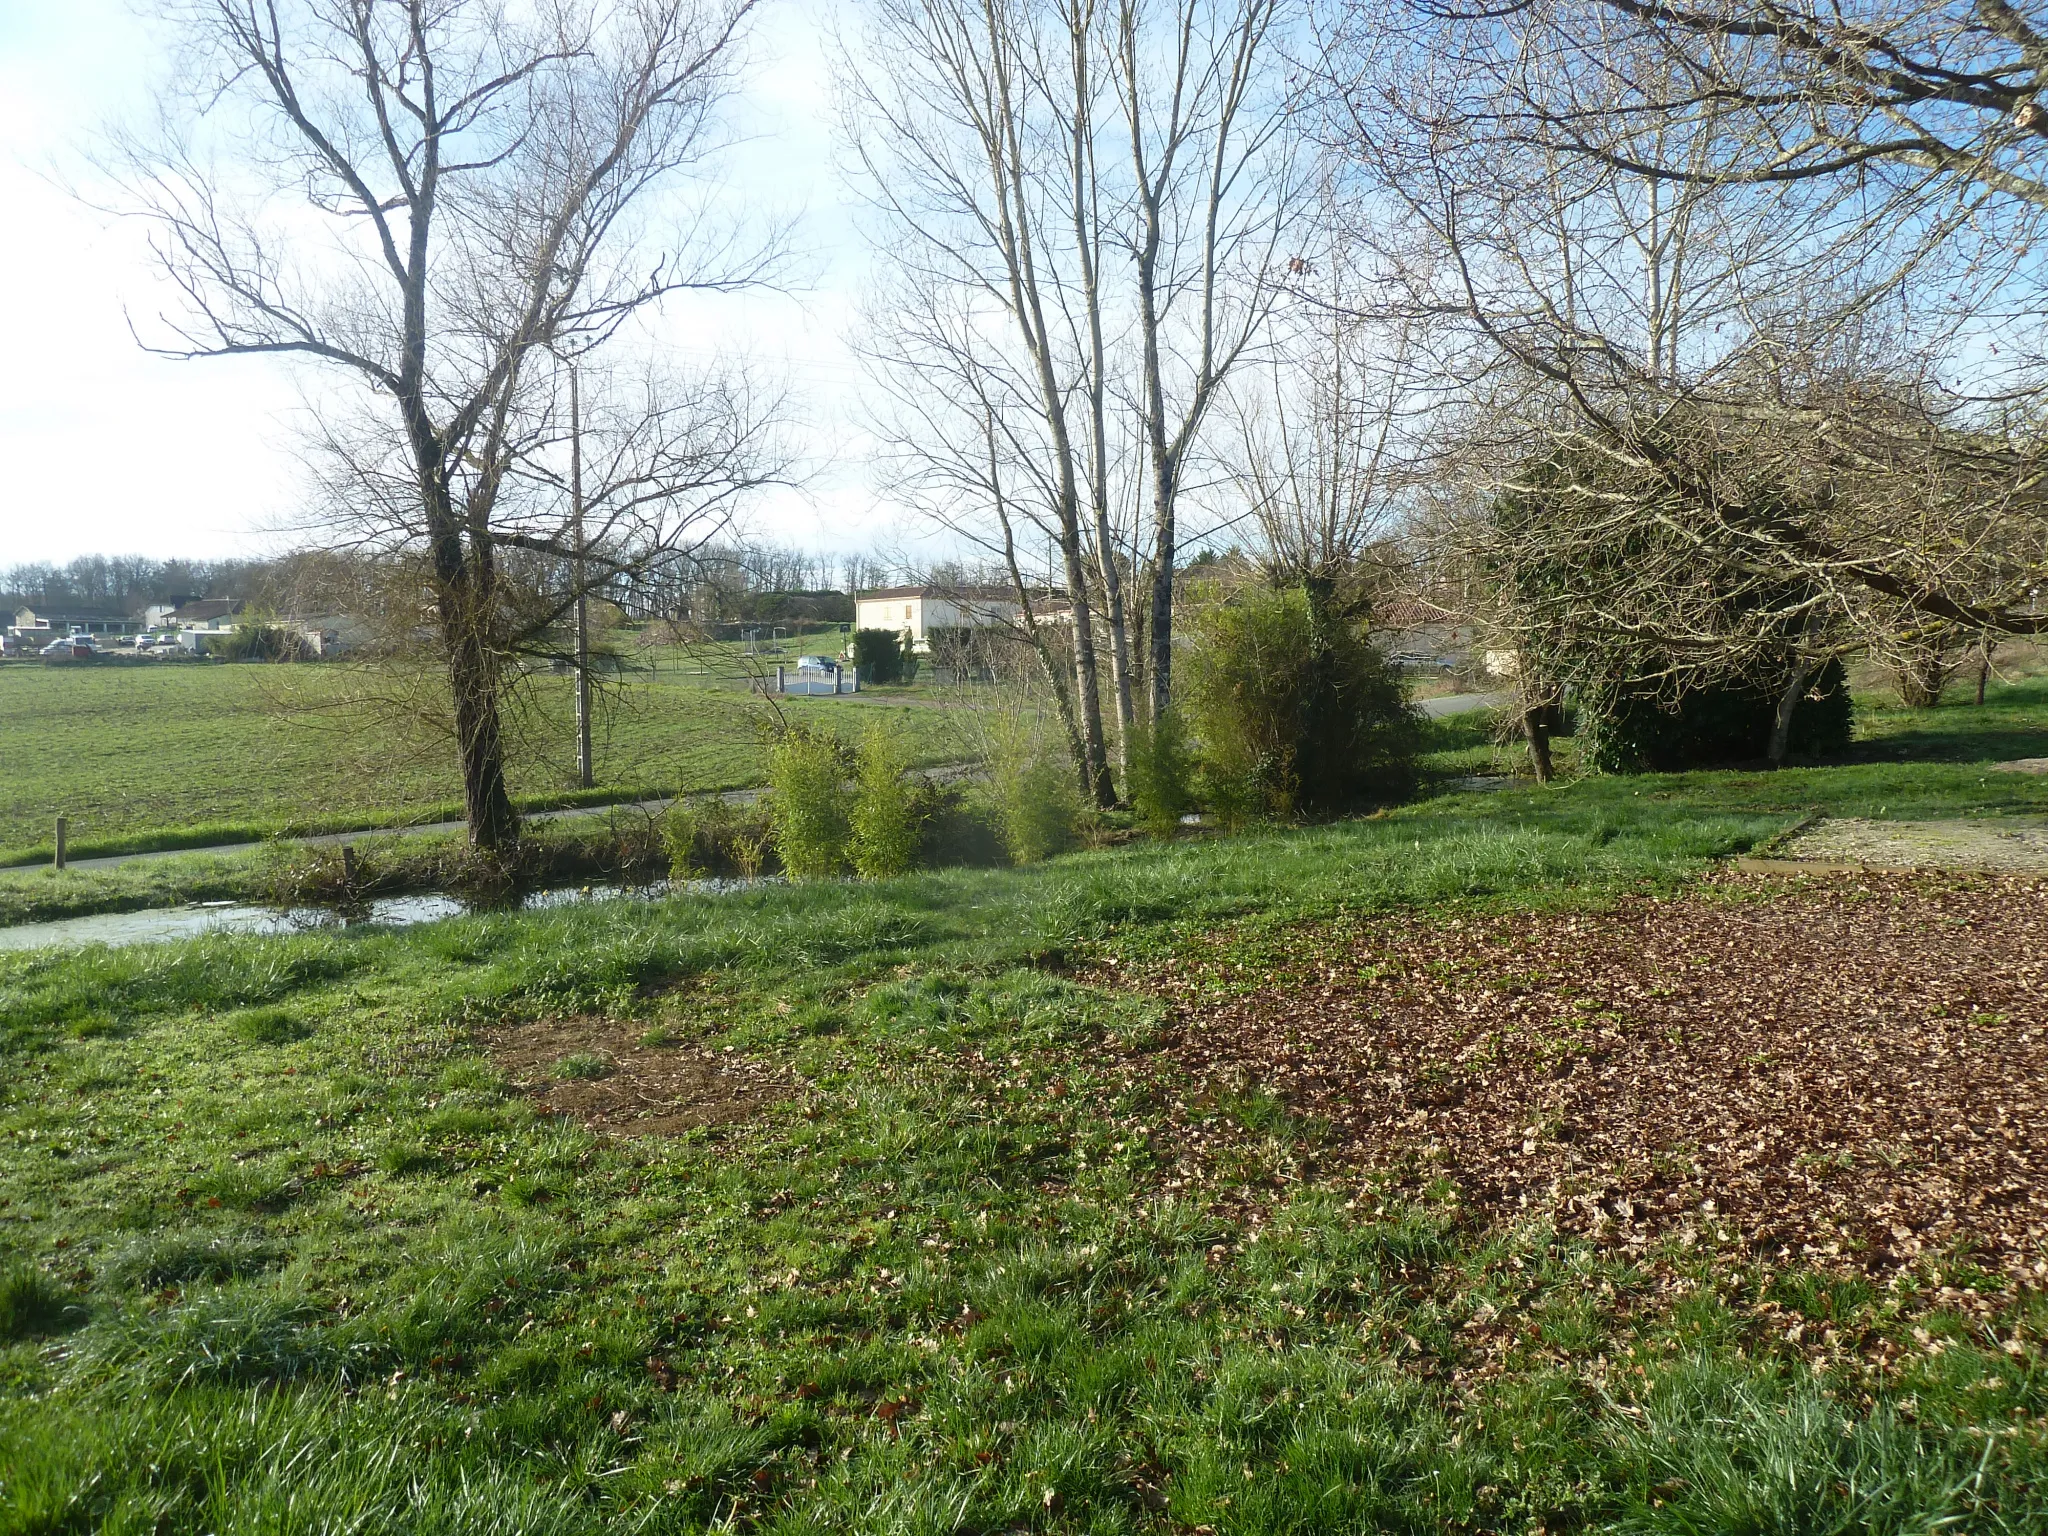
1842, 676, 2048, 766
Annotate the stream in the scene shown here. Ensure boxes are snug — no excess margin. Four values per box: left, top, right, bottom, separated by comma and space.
0, 881, 708, 952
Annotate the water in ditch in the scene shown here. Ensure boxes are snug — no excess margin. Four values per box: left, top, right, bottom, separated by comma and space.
0, 879, 770, 953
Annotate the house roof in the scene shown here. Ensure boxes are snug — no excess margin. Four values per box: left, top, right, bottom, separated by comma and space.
856, 584, 1048, 603
13, 604, 137, 623
170, 598, 246, 623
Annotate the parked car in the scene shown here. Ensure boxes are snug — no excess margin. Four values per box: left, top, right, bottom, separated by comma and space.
796, 654, 839, 671
41, 634, 97, 657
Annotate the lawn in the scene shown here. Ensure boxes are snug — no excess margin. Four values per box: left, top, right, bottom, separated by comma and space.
0, 659, 968, 864
5, 684, 2048, 1531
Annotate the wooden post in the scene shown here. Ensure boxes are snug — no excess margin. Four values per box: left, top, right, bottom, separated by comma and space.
341, 844, 358, 892
53, 815, 67, 871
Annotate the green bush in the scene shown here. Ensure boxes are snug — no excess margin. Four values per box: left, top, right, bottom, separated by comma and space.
216, 623, 300, 663
849, 723, 920, 879
1494, 445, 1852, 772
991, 744, 1082, 864
1124, 710, 1196, 836
662, 798, 778, 880
852, 628, 904, 685
767, 726, 853, 880
1586, 659, 1853, 772
660, 802, 703, 880
1180, 585, 1420, 822
910, 781, 1006, 867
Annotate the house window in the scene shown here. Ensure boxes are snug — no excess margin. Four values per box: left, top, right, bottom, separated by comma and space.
904, 605, 912, 621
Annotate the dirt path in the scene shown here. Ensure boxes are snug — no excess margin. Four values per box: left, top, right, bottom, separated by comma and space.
1778, 816, 2048, 872
1132, 872, 2048, 1285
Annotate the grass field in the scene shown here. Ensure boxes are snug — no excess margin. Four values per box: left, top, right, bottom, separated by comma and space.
4, 681, 2048, 1531
0, 658, 968, 864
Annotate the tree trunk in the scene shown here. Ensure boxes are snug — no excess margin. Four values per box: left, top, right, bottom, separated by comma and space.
1977, 633, 1991, 705
429, 495, 518, 850
1896, 646, 1948, 708
444, 593, 518, 849
1145, 471, 1175, 722
1523, 706, 1554, 784
994, 488, 1093, 799
1061, 529, 1117, 807
1767, 655, 1820, 767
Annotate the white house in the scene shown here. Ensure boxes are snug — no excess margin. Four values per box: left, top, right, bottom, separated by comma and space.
853, 585, 1026, 652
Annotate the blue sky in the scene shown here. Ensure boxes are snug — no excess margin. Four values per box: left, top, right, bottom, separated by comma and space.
0, 0, 891, 567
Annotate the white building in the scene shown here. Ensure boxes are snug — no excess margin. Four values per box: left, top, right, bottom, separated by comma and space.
853, 585, 1026, 652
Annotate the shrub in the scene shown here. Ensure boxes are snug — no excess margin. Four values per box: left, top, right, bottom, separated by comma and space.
1494, 445, 1853, 770
660, 801, 702, 880
1124, 710, 1196, 836
912, 781, 1007, 868
662, 798, 778, 880
849, 723, 919, 879
767, 726, 853, 879
1179, 585, 1420, 822
1892, 642, 1953, 708
1585, 658, 1853, 772
216, 623, 301, 663
989, 731, 1083, 864
851, 628, 904, 685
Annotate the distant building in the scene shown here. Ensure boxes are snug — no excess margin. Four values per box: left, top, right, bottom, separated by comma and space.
177, 625, 238, 656
8, 604, 134, 639
168, 598, 246, 626
854, 585, 1031, 652
279, 614, 370, 658
1371, 599, 1478, 672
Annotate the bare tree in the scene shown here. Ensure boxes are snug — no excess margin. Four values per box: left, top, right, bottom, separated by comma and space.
844, 0, 1130, 805
1111, 0, 1302, 719
844, 0, 1300, 806
112, 0, 780, 848
1314, 0, 2048, 666
1224, 221, 1429, 613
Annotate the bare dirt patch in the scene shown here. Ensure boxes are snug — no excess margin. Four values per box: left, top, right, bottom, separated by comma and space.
1137, 873, 2048, 1284
484, 1017, 785, 1135
1779, 816, 2048, 872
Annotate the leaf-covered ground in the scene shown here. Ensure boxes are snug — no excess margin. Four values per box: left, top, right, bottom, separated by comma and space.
1135, 873, 2048, 1301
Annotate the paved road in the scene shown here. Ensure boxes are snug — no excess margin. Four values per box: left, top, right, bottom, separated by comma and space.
1419, 691, 1508, 718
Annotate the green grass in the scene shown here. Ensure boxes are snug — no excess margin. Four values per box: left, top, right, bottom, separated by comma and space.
1415, 672, 2048, 822
0, 659, 966, 864
4, 747, 2047, 1530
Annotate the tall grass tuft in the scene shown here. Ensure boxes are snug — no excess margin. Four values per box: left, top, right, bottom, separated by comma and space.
0, 1262, 80, 1342
992, 747, 1083, 864
1124, 709, 1197, 836
850, 722, 920, 879
767, 725, 853, 880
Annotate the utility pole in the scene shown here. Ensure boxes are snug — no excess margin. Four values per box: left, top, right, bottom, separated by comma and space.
570, 360, 593, 789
